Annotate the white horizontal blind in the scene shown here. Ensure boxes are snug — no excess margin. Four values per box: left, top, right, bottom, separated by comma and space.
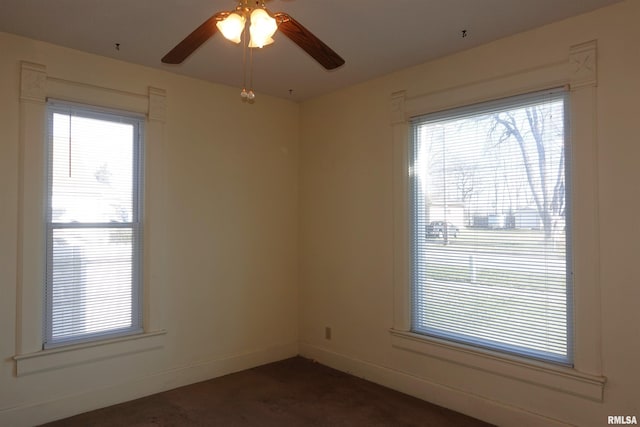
409, 89, 572, 364
45, 101, 143, 348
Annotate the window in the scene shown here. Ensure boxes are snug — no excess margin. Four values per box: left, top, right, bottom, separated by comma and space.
45, 101, 144, 348
409, 89, 571, 365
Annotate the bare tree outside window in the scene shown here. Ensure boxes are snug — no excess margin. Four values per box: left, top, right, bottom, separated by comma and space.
490, 102, 566, 240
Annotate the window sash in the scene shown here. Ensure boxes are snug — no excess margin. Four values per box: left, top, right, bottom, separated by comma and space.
409, 88, 572, 365
44, 101, 144, 349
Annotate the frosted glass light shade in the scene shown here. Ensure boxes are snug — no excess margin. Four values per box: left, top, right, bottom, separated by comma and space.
216, 12, 246, 43
249, 8, 277, 48
248, 36, 274, 48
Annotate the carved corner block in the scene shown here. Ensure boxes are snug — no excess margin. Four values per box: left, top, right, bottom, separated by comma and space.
148, 87, 167, 122
391, 91, 406, 124
569, 40, 597, 89
20, 62, 47, 103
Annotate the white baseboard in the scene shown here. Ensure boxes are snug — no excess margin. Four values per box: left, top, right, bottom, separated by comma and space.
3, 341, 572, 427
1, 341, 298, 427
299, 342, 570, 427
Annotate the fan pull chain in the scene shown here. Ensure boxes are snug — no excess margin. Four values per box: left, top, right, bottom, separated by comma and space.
247, 45, 255, 101
240, 24, 249, 100
68, 114, 72, 177
239, 22, 255, 103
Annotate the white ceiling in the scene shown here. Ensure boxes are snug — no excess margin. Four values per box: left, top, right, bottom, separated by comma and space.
0, 0, 623, 102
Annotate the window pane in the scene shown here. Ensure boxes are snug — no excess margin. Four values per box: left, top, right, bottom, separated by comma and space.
51, 113, 134, 223
46, 104, 142, 348
410, 91, 571, 364
50, 228, 134, 341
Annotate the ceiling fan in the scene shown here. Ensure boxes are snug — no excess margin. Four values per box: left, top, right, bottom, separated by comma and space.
162, 0, 345, 100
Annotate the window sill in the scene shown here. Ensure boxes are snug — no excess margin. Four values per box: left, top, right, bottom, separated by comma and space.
14, 329, 167, 376
389, 329, 605, 401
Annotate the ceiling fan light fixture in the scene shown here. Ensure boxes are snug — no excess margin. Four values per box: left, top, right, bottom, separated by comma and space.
249, 8, 277, 48
216, 12, 246, 43
161, 0, 346, 100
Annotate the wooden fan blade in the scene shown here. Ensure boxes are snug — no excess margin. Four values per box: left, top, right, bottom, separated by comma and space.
162, 11, 229, 64
274, 13, 345, 70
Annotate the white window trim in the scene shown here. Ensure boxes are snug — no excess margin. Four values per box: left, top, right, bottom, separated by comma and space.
14, 330, 166, 376
390, 41, 606, 401
14, 62, 168, 376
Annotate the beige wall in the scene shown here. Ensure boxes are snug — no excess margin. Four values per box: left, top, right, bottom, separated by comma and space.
299, 1, 639, 426
2, 1, 639, 425
0, 32, 299, 426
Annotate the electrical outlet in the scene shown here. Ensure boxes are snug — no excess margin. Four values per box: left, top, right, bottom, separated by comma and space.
325, 326, 332, 340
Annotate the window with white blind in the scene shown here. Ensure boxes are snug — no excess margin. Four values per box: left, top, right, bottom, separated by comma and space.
409, 89, 572, 365
45, 101, 144, 348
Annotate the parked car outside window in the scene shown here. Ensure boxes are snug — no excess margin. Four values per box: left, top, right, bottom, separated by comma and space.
426, 221, 459, 238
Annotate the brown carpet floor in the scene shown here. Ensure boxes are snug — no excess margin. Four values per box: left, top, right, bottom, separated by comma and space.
42, 356, 493, 427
